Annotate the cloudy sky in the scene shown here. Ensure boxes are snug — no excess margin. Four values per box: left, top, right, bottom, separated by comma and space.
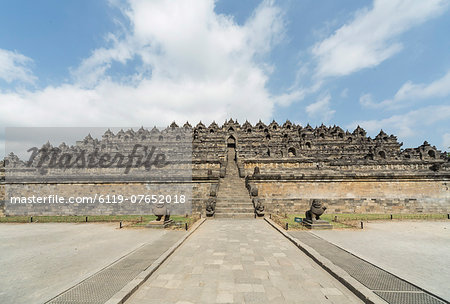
1, 0, 450, 157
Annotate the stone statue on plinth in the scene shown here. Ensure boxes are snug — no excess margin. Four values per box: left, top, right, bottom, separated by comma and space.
303, 199, 332, 229
146, 202, 172, 228
253, 198, 264, 217
206, 198, 216, 217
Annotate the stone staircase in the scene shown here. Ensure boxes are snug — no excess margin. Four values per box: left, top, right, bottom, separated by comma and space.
215, 149, 254, 219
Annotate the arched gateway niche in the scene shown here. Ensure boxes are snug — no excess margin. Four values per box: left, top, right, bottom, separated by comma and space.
226, 135, 237, 162
227, 135, 236, 148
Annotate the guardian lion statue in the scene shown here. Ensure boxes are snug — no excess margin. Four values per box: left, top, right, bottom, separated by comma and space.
152, 203, 170, 221
206, 198, 216, 217
305, 199, 327, 222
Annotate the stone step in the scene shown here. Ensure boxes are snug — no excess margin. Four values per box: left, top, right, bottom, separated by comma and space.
214, 213, 255, 219
216, 204, 254, 211
217, 190, 248, 194
215, 208, 254, 213
216, 207, 253, 211
218, 189, 248, 193
214, 205, 253, 209
217, 195, 250, 199
216, 201, 252, 205
216, 199, 251, 203
218, 184, 248, 188
219, 185, 247, 188
216, 201, 252, 206
221, 181, 245, 183
216, 200, 252, 204
216, 195, 248, 198
219, 185, 247, 189
219, 181, 247, 185
219, 192, 247, 194
216, 198, 252, 202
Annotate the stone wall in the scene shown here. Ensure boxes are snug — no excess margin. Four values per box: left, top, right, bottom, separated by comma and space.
0, 184, 4, 217
243, 160, 442, 175
2, 120, 449, 216
3, 180, 217, 216
252, 179, 449, 214
0, 162, 4, 216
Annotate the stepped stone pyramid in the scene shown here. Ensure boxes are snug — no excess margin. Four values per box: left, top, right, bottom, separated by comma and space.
1, 119, 448, 218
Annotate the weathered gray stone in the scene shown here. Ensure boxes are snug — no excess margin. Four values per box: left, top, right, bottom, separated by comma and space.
1, 120, 449, 217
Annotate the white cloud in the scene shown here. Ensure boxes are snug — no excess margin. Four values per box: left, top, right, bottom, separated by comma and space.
359, 93, 376, 108
71, 34, 135, 87
312, 0, 448, 78
340, 88, 348, 98
0, 49, 36, 84
75, 0, 284, 87
349, 105, 450, 140
305, 93, 335, 123
274, 89, 306, 107
0, 0, 297, 134
360, 71, 450, 109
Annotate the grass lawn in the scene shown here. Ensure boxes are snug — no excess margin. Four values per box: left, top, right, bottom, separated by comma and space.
272, 213, 448, 230
130, 215, 198, 229
0, 214, 199, 229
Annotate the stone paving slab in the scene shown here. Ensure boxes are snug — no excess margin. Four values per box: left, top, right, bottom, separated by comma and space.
0, 223, 182, 304
289, 230, 447, 304
47, 230, 185, 304
311, 221, 450, 301
126, 219, 363, 304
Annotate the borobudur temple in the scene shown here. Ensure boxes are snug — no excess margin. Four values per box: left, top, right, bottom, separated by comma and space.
1, 119, 449, 218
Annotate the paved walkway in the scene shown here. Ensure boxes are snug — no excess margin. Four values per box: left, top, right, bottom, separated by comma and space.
289, 231, 445, 304
310, 221, 450, 301
126, 219, 362, 304
48, 229, 185, 304
0, 223, 184, 304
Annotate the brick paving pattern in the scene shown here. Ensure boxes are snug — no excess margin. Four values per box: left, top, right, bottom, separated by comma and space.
126, 219, 362, 304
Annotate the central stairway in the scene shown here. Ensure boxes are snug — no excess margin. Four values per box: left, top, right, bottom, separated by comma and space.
215, 148, 254, 218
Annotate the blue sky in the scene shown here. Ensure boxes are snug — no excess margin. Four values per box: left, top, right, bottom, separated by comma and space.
1, 0, 450, 156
